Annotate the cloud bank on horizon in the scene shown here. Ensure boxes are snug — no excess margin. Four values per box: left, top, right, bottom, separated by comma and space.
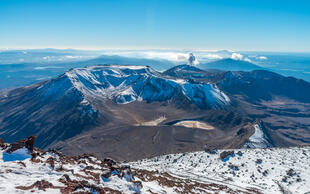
0, 48, 270, 65
100, 49, 267, 64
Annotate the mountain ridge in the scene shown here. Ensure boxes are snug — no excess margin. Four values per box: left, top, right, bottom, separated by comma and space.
200, 58, 263, 71
0, 64, 310, 161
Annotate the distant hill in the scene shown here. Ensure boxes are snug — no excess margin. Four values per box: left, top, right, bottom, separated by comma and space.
82, 55, 175, 71
0, 55, 176, 90
199, 58, 263, 71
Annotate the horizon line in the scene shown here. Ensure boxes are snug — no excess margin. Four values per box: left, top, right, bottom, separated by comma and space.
1, 47, 310, 54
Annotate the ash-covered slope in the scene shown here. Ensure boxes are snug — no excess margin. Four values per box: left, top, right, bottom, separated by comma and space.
219, 70, 310, 103
0, 136, 260, 194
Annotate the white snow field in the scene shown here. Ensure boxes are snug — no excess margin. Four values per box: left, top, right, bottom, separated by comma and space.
128, 146, 310, 194
0, 145, 167, 194
0, 138, 265, 194
0, 136, 309, 193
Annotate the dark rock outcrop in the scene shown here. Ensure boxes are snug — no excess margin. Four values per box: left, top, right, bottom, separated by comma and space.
6, 136, 36, 153
220, 151, 235, 161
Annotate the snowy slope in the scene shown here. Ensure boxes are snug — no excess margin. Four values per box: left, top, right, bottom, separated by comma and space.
243, 122, 273, 148
0, 148, 142, 193
128, 146, 310, 194
57, 64, 230, 108
0, 137, 259, 194
1, 140, 309, 194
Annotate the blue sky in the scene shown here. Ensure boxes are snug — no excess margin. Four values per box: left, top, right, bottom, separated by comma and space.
0, 0, 309, 52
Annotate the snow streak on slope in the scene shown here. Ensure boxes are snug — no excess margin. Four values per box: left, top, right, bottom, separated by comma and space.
181, 83, 230, 108
243, 122, 273, 148
62, 65, 230, 108
128, 147, 310, 194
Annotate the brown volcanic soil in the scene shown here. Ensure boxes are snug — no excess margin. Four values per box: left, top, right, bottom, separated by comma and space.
237, 95, 310, 146
50, 101, 254, 161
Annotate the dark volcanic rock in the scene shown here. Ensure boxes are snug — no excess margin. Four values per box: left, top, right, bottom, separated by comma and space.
16, 180, 57, 192
220, 151, 235, 162
205, 148, 218, 154
6, 136, 36, 153
256, 159, 263, 164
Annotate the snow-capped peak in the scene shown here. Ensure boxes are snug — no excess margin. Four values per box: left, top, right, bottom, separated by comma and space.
62, 64, 230, 108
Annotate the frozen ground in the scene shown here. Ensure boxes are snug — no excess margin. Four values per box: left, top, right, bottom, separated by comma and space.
1, 137, 262, 194
128, 146, 310, 194
0, 135, 309, 193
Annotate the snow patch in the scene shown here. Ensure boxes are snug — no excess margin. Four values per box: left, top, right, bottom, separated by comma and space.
243, 123, 273, 149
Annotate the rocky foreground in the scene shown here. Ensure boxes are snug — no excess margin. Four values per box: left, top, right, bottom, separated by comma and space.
0, 136, 268, 194
128, 146, 310, 194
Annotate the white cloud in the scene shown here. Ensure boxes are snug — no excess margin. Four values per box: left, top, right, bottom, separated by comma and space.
257, 56, 267, 60
34, 66, 64, 70
103, 51, 188, 62
202, 54, 223, 60
231, 53, 243, 60
231, 53, 253, 63
65, 55, 84, 59
101, 50, 227, 64
42, 56, 51, 60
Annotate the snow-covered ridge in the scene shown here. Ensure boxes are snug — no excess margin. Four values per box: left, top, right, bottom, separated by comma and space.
128, 146, 310, 194
62, 64, 230, 108
243, 121, 273, 149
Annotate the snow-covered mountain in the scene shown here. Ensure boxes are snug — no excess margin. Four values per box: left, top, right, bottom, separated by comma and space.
1, 64, 310, 161
0, 63, 310, 193
43, 65, 230, 108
